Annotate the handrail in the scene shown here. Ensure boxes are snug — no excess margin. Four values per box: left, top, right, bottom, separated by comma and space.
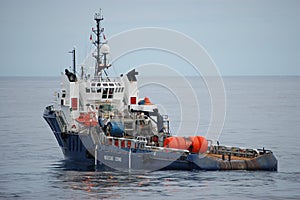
102, 135, 189, 154
209, 145, 259, 158
144, 146, 189, 153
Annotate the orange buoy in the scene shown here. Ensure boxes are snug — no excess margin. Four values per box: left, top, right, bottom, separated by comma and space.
189, 136, 208, 153
188, 136, 198, 153
164, 136, 208, 153
197, 136, 208, 153
163, 137, 192, 150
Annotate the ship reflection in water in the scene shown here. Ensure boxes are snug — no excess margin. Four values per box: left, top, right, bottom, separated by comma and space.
49, 160, 213, 199
49, 159, 287, 200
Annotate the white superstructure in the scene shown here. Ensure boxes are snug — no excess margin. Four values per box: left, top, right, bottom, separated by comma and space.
53, 11, 167, 142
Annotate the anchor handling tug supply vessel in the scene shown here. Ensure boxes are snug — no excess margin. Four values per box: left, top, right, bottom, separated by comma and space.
43, 11, 278, 171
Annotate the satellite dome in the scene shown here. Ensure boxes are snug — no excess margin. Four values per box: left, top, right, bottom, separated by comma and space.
100, 44, 110, 54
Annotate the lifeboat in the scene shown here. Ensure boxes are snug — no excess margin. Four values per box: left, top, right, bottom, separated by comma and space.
164, 136, 208, 153
76, 112, 98, 127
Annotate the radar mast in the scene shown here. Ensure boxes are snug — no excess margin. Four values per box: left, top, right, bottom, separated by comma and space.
93, 10, 104, 78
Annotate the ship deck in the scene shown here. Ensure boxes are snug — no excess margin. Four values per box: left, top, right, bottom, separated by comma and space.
205, 153, 253, 161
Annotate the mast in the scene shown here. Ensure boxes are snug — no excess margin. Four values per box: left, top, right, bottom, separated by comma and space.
69, 47, 76, 74
93, 10, 104, 78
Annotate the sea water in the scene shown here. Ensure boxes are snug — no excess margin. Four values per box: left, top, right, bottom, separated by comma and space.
0, 76, 299, 199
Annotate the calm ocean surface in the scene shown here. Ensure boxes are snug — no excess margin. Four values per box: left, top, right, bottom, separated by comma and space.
0, 76, 299, 199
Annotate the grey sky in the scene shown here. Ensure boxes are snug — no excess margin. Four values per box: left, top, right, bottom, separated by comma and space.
0, 0, 299, 76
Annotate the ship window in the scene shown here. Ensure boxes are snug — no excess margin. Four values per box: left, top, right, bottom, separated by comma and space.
108, 88, 114, 98
103, 83, 108, 86
102, 88, 108, 98
86, 88, 90, 93
96, 83, 101, 93
62, 90, 66, 98
109, 83, 114, 86
91, 87, 96, 93
121, 87, 124, 92
91, 83, 96, 87
118, 83, 121, 86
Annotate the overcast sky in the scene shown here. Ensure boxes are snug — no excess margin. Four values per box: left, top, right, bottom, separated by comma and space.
0, 0, 299, 76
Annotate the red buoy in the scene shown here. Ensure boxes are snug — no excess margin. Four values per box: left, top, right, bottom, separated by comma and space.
164, 136, 208, 153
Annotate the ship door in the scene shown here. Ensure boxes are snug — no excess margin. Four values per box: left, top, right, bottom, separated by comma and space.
61, 90, 66, 106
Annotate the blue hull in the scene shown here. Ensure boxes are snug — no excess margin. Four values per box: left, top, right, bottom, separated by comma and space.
43, 107, 277, 171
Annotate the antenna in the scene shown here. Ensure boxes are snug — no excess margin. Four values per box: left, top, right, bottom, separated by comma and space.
69, 47, 76, 74
93, 9, 104, 77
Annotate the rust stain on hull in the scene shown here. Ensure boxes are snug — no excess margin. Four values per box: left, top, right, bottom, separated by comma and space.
202, 152, 277, 171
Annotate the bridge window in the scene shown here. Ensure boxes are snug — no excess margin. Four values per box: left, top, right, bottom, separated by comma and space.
102, 88, 108, 98
108, 88, 114, 98
86, 88, 90, 93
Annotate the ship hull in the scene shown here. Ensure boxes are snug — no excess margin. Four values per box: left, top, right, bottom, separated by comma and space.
43, 107, 277, 171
